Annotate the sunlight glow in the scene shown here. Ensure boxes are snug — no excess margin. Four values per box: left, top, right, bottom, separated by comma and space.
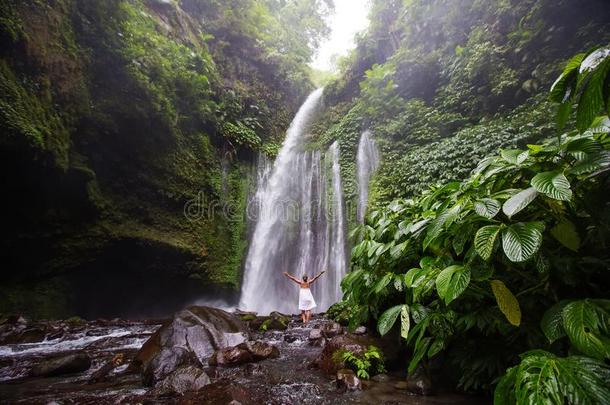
311, 0, 371, 72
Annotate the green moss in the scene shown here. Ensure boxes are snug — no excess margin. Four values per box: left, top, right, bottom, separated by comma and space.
239, 313, 257, 322
0, 1, 24, 43
0, 279, 71, 319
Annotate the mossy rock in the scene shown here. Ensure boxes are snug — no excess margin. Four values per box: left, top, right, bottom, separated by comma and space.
239, 313, 257, 322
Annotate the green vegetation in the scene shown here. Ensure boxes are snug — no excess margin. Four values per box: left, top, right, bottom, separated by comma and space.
310, 0, 610, 229
0, 0, 332, 317
333, 345, 385, 379
339, 49, 610, 402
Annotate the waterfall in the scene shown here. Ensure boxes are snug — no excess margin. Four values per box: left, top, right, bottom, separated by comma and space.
356, 130, 380, 223
323, 141, 348, 309
239, 89, 348, 314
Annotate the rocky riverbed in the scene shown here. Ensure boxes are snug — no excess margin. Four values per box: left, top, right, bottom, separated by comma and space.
0, 309, 489, 404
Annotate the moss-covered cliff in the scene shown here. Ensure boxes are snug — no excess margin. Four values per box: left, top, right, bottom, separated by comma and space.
0, 0, 325, 318
310, 0, 610, 229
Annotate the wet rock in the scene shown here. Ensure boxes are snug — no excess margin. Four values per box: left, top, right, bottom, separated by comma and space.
251, 312, 290, 332
283, 334, 298, 343
245, 340, 279, 360
180, 378, 263, 404
309, 329, 323, 340
353, 326, 367, 335
308, 329, 326, 347
20, 327, 48, 343
394, 381, 409, 390
337, 368, 362, 391
242, 363, 264, 376
313, 334, 376, 376
153, 365, 210, 396
131, 306, 249, 385
209, 341, 279, 366
309, 337, 326, 347
238, 313, 257, 322
318, 321, 343, 338
372, 373, 390, 382
31, 353, 91, 377
261, 317, 288, 331
406, 364, 433, 395
46, 330, 65, 341
209, 344, 253, 366
89, 353, 125, 383
248, 316, 268, 330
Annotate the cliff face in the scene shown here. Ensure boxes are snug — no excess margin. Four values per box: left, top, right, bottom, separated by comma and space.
0, 0, 312, 318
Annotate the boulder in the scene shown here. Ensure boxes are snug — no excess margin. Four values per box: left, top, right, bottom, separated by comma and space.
152, 365, 210, 396
353, 326, 367, 335
312, 334, 375, 376
406, 364, 433, 395
318, 321, 342, 338
209, 341, 279, 366
250, 312, 289, 332
31, 353, 91, 377
131, 306, 249, 385
309, 329, 323, 340
336, 368, 362, 391
245, 341, 279, 360
208, 345, 253, 367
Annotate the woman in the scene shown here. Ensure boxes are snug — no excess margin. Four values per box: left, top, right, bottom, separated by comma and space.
283, 271, 326, 323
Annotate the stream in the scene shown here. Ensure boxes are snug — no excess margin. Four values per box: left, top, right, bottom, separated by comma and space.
0, 314, 489, 404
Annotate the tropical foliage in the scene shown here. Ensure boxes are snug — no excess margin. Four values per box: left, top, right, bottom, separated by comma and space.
333, 345, 386, 380
340, 48, 610, 401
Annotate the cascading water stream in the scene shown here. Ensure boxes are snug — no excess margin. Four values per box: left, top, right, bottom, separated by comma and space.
239, 89, 347, 314
356, 130, 380, 223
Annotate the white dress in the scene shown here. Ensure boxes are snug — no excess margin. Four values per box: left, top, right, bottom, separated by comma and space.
298, 288, 317, 311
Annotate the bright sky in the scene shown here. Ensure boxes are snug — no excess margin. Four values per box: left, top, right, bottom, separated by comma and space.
311, 0, 371, 72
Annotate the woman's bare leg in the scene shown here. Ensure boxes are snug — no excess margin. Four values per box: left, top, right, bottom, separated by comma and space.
306, 310, 312, 323
301, 310, 306, 323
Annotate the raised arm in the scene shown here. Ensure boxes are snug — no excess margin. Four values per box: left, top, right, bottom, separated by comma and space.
309, 270, 326, 284
283, 272, 301, 284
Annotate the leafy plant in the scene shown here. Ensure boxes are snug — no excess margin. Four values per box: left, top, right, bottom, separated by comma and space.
339, 48, 610, 398
333, 345, 386, 379
494, 350, 610, 405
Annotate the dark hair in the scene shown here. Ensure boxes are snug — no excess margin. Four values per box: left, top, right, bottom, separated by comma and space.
302, 275, 308, 282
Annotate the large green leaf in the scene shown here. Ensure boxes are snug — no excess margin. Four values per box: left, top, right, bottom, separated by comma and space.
373, 273, 393, 294
549, 53, 585, 102
550, 219, 580, 252
501, 149, 529, 165
494, 366, 517, 405
490, 280, 521, 326
452, 223, 471, 255
423, 204, 461, 250
408, 336, 432, 374
474, 225, 501, 261
531, 171, 572, 201
508, 350, 610, 405
502, 187, 538, 217
576, 56, 610, 131
400, 305, 410, 339
474, 198, 500, 219
435, 265, 471, 305
540, 300, 571, 343
501, 222, 544, 262
562, 300, 610, 360
377, 305, 403, 336
405, 268, 426, 288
